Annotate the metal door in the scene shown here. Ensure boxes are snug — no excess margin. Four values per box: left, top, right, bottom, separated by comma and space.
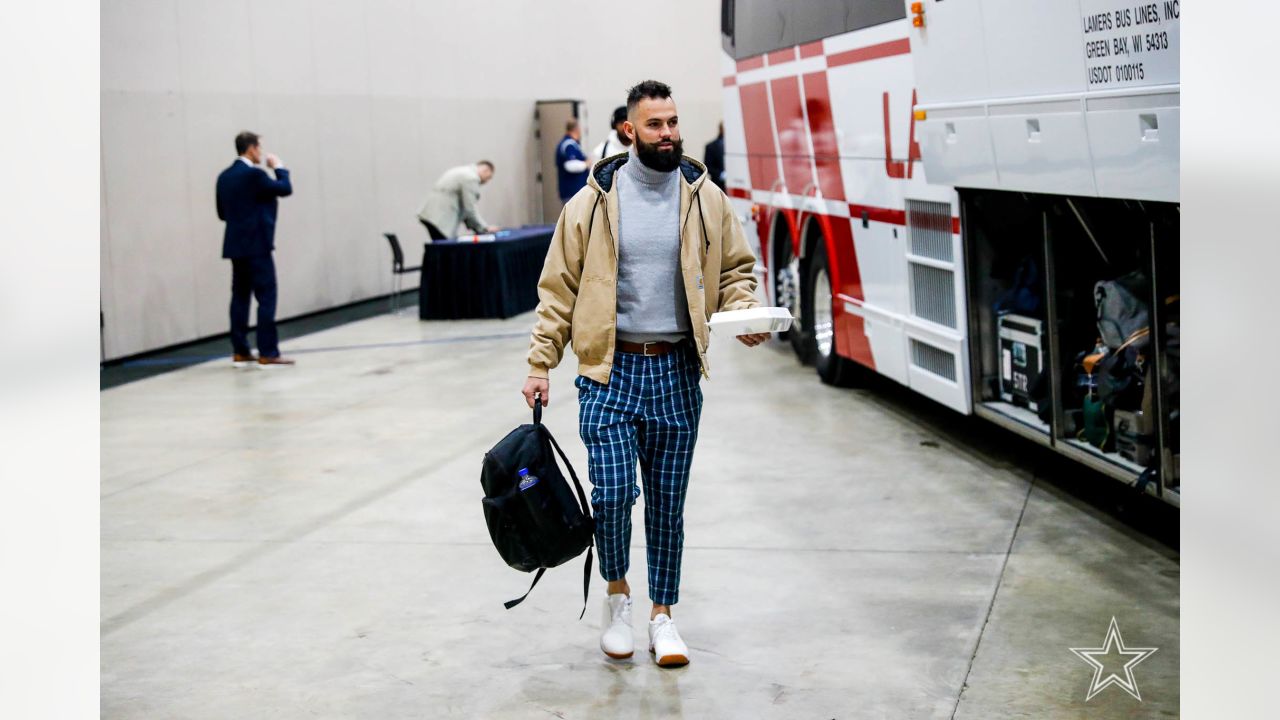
534, 99, 585, 223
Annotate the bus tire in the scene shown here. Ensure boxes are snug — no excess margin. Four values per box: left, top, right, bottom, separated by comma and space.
809, 242, 858, 387
773, 237, 799, 345
791, 261, 815, 366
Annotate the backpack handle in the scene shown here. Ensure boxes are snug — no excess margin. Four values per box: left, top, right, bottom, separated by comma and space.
533, 392, 542, 424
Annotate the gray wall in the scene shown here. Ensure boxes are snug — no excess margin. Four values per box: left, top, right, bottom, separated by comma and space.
101, 0, 723, 359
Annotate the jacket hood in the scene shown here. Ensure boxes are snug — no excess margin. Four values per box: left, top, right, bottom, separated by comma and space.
587, 152, 708, 194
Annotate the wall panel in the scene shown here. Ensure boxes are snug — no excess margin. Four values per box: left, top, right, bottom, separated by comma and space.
101, 90, 197, 354
102, 0, 723, 359
256, 93, 328, 319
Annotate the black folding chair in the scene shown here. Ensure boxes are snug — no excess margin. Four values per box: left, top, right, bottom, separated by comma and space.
383, 233, 420, 314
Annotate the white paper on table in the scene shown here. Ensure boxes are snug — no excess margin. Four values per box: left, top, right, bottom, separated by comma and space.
708, 307, 794, 336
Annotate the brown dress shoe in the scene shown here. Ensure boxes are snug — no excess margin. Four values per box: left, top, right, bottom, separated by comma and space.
232, 353, 256, 367
257, 355, 296, 367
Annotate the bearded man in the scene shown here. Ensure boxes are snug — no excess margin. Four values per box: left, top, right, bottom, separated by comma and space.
522, 80, 768, 667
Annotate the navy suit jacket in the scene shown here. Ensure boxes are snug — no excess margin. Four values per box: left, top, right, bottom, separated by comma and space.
703, 136, 725, 191
216, 160, 293, 259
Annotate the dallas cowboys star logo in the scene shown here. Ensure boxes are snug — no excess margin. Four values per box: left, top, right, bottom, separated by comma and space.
1070, 617, 1159, 701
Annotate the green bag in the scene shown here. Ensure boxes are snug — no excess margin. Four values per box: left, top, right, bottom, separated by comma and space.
1079, 393, 1113, 451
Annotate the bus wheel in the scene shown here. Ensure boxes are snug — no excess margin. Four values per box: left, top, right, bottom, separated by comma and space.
783, 255, 814, 364
775, 252, 799, 341
809, 242, 858, 387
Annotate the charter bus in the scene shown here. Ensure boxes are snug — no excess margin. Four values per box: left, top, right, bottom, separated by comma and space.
719, 0, 1181, 505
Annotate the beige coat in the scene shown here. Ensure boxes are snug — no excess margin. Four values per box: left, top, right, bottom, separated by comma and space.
418, 164, 488, 235
527, 153, 759, 384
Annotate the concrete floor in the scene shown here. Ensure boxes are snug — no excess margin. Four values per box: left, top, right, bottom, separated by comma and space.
101, 311, 1179, 719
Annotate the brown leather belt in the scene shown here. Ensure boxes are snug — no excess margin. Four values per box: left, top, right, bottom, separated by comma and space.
616, 340, 682, 356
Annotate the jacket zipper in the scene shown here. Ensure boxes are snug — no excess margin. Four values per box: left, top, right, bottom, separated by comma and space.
599, 194, 620, 366
686, 185, 711, 380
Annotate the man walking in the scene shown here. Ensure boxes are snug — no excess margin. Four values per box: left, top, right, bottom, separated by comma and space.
556, 119, 589, 202
418, 161, 498, 240
522, 81, 768, 668
216, 131, 294, 367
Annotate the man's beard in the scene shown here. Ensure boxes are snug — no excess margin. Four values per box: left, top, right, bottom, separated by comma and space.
634, 135, 683, 172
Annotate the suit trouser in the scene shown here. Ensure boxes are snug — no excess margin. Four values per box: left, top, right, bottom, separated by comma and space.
576, 343, 703, 606
229, 254, 279, 357
420, 219, 448, 241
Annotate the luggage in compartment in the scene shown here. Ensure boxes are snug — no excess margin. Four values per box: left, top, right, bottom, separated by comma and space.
1095, 270, 1150, 350
997, 314, 1044, 411
1113, 408, 1154, 465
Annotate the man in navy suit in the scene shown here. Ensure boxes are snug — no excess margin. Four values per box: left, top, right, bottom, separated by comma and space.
216, 131, 294, 367
703, 122, 725, 192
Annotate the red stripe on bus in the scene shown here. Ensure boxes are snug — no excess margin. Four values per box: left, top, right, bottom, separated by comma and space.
825, 220, 874, 368
802, 71, 845, 201
767, 47, 797, 66
739, 194, 959, 233
736, 56, 765, 72
722, 75, 737, 87
738, 83, 780, 191
769, 75, 815, 195
826, 38, 911, 68
848, 203, 907, 226
799, 41, 824, 59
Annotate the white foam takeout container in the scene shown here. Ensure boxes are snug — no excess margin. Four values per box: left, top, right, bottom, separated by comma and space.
708, 306, 794, 336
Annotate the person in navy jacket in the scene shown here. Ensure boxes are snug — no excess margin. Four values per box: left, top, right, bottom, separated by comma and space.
216, 131, 294, 367
555, 119, 589, 202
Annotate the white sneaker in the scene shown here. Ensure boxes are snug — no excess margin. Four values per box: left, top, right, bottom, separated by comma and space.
648, 613, 689, 667
599, 594, 633, 659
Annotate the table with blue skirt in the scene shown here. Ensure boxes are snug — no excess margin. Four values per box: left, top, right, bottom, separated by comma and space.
418, 225, 555, 320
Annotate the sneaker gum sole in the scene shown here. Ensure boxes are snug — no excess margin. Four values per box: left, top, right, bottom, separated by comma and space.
650, 648, 689, 667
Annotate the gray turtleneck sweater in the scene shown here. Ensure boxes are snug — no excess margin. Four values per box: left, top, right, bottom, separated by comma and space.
615, 151, 691, 343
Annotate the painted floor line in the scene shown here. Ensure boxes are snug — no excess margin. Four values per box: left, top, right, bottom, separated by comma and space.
116, 331, 531, 367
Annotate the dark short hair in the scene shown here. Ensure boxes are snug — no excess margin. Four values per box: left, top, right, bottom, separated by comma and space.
234, 131, 260, 155
611, 106, 628, 127
477, 160, 495, 172
626, 80, 673, 118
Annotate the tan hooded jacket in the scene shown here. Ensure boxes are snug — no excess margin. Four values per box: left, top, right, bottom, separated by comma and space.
527, 153, 759, 384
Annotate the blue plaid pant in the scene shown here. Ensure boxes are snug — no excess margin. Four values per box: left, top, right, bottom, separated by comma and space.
575, 343, 703, 606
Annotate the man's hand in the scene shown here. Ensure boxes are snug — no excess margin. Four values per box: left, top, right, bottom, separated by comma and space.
265, 153, 281, 169
736, 332, 770, 348
486, 225, 501, 233
522, 376, 549, 408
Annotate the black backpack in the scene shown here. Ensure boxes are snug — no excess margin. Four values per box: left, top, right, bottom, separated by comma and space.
480, 399, 594, 617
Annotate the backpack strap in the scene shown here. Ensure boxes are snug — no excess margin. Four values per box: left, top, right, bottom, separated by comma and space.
544, 427, 590, 517
503, 567, 545, 610
579, 546, 593, 621
543, 425, 595, 619
1116, 327, 1150, 352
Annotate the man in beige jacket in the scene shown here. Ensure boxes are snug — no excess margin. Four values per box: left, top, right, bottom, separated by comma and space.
521, 80, 768, 668
417, 161, 498, 239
